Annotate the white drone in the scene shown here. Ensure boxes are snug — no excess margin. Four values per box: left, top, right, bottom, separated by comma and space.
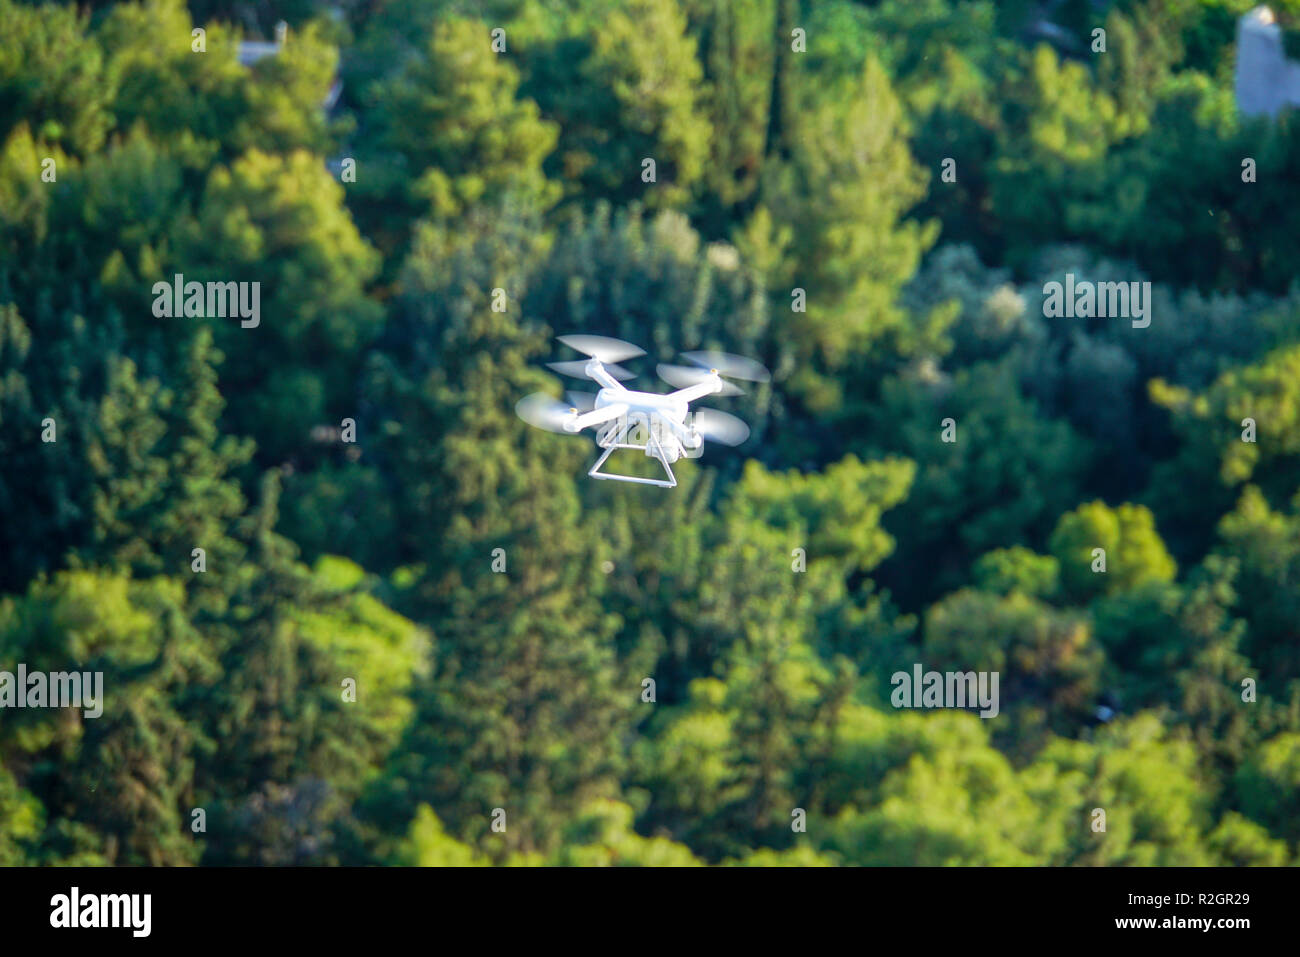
516, 334, 769, 488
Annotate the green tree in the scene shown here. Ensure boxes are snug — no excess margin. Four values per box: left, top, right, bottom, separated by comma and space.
973, 546, 1060, 599
0, 571, 211, 865
99, 0, 338, 165
0, 765, 43, 865
527, 0, 711, 209
551, 799, 702, 866
0, 0, 113, 155
870, 359, 1091, 610
1235, 733, 1300, 848
399, 804, 490, 866
1031, 714, 1215, 866
358, 204, 632, 860
357, 15, 559, 255
756, 57, 936, 382
1214, 486, 1300, 682
1049, 501, 1177, 604
923, 588, 1102, 750
191, 524, 429, 865
181, 148, 382, 464
680, 0, 772, 231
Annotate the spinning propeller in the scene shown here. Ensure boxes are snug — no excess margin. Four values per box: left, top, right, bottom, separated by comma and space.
556, 334, 646, 363
547, 334, 646, 381
690, 408, 750, 446
515, 393, 580, 434
658, 349, 770, 396
547, 359, 636, 380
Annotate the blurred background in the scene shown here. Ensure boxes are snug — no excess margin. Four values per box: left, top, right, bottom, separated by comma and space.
2, 0, 1300, 866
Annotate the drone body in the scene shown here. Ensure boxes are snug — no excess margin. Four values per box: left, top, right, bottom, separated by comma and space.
516, 335, 768, 488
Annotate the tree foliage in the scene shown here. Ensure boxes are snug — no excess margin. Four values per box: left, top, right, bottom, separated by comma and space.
2, 0, 1298, 867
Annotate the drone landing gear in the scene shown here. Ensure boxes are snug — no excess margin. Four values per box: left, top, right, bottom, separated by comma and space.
589, 417, 677, 488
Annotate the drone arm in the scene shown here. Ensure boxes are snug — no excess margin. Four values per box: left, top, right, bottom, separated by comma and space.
666, 375, 722, 404
565, 402, 627, 432
586, 361, 628, 392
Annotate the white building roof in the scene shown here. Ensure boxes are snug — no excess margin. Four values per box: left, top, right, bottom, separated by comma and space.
1235, 6, 1300, 118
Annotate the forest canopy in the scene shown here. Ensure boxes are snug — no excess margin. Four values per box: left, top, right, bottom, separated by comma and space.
1, 0, 1299, 866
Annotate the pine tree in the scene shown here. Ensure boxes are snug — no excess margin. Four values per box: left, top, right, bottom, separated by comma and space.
360, 203, 633, 859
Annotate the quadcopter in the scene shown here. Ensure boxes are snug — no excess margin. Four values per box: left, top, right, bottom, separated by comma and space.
515, 334, 769, 488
